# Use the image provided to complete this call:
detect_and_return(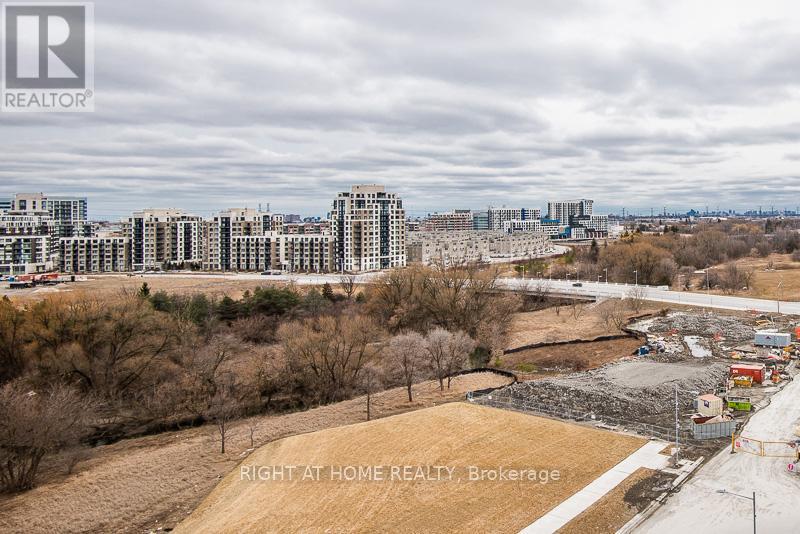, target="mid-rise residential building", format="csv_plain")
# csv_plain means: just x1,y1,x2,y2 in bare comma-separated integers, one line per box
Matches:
229,235,279,272
12,193,90,238
0,235,51,275
571,214,609,236
502,219,542,234
122,209,204,270
421,210,473,232
204,208,283,270
407,230,553,266
471,210,489,230
331,185,405,272
546,199,593,224
0,197,11,213
488,207,540,231
540,219,568,237
279,234,334,273
60,236,131,273
0,213,54,274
